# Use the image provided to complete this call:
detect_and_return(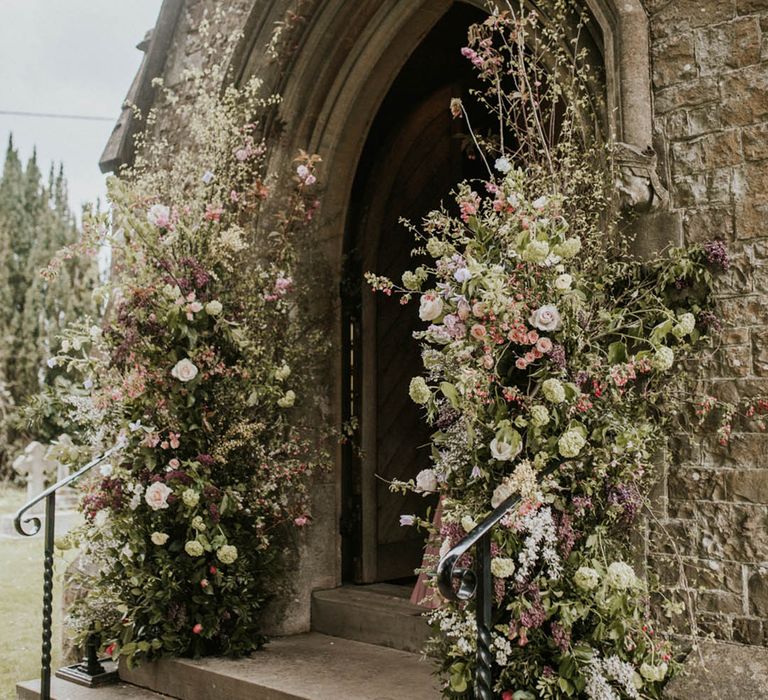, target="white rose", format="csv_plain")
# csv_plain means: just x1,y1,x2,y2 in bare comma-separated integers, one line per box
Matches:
554,273,572,291
460,515,476,533
532,195,549,210
171,358,199,382
494,157,512,174
419,294,444,322
490,436,519,462
529,305,562,331
144,482,172,511
415,468,438,494
277,390,296,408
151,532,169,546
